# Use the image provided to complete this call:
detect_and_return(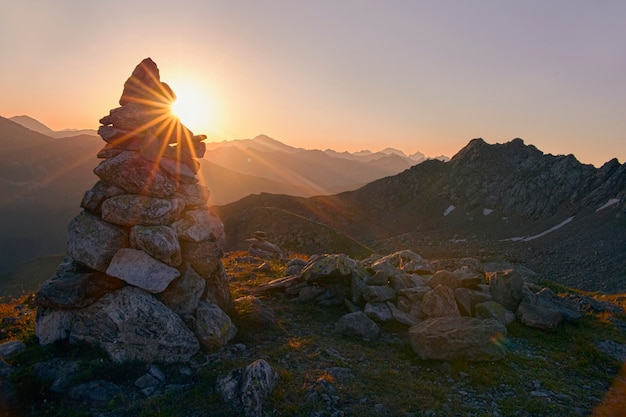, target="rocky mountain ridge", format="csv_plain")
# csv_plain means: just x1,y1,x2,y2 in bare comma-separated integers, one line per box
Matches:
215,138,626,293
